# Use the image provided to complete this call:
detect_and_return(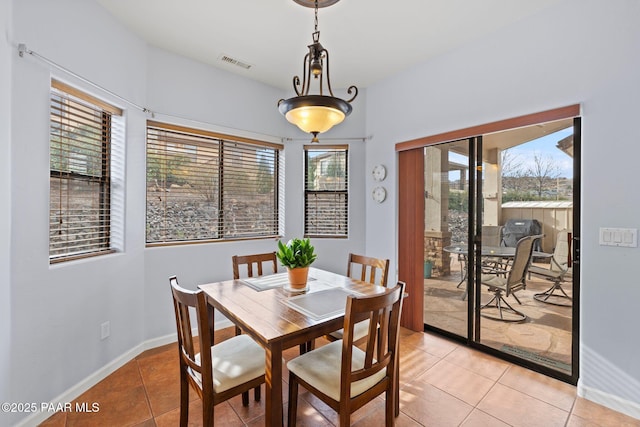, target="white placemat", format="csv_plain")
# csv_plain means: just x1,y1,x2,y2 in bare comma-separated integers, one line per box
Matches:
242,273,316,291
282,287,360,320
